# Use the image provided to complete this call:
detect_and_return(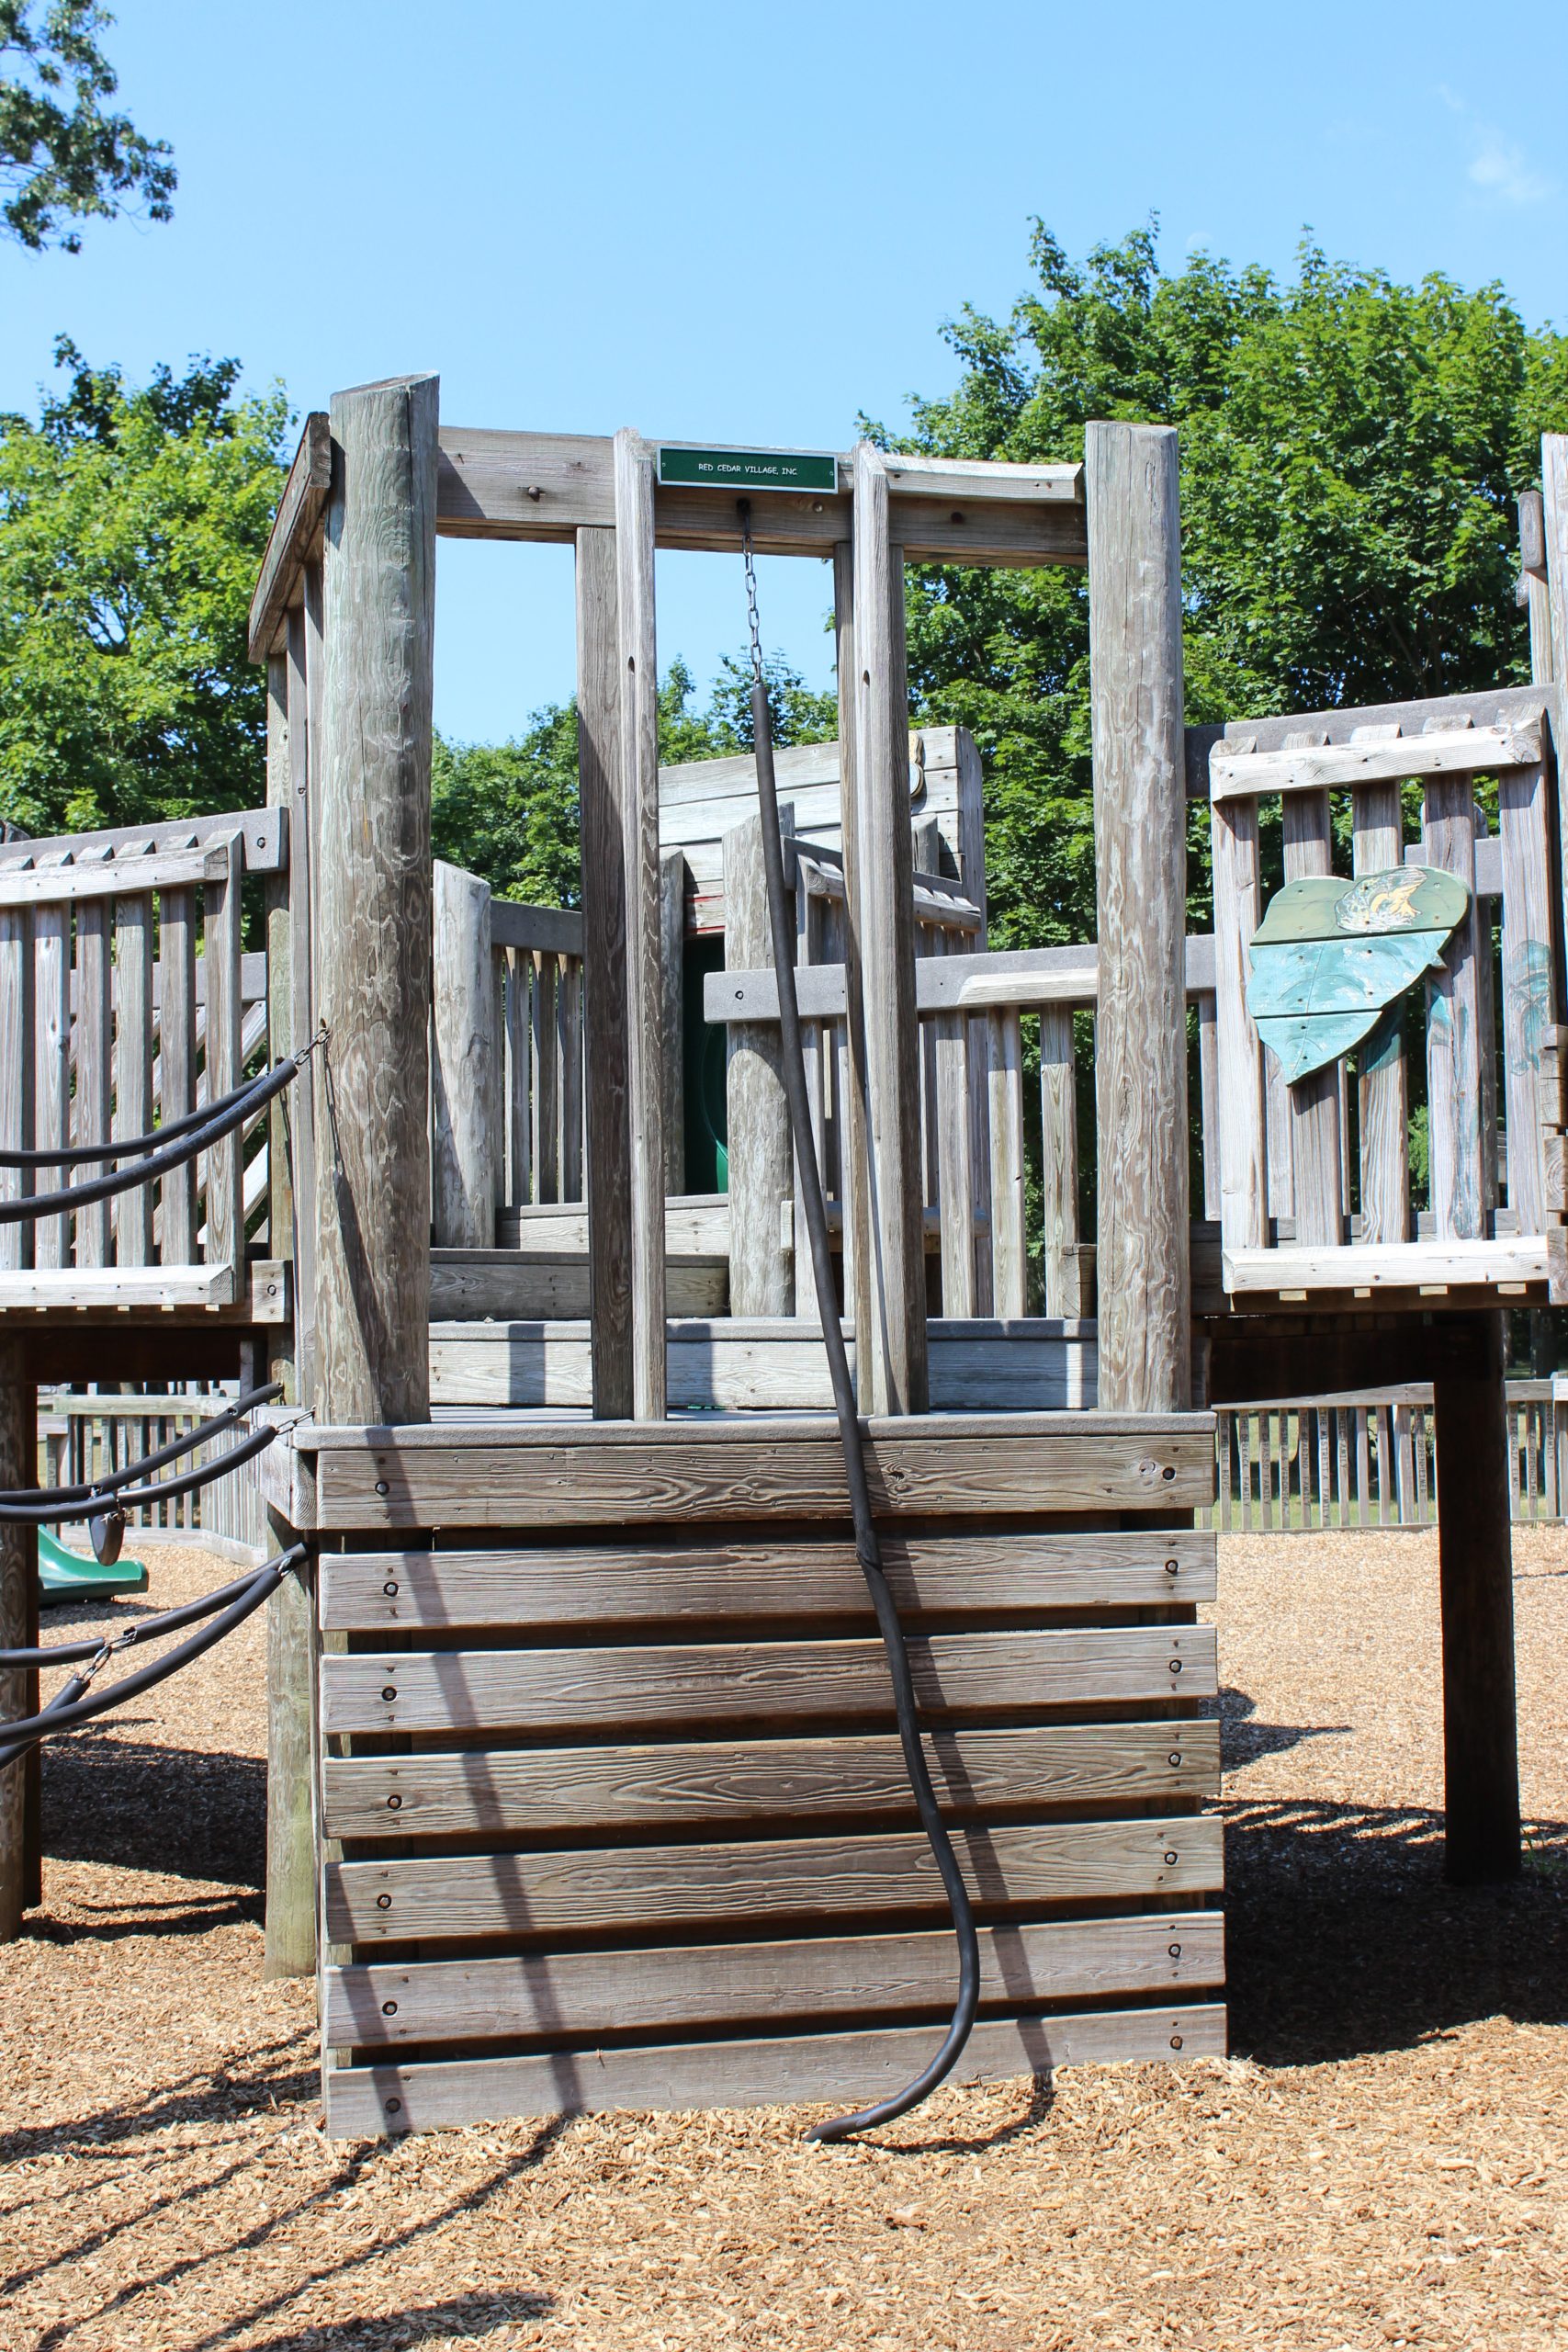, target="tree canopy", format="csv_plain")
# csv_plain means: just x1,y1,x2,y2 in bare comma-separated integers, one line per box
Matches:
0,2,174,251
0,338,287,834
877,223,1568,947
